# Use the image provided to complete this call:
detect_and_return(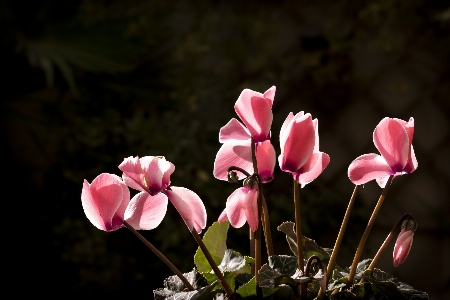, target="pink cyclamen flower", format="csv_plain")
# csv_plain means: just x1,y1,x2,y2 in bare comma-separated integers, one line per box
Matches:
393,228,414,267
218,185,259,232
348,117,417,187
81,173,168,232
278,112,330,187
213,87,276,183
119,156,207,233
